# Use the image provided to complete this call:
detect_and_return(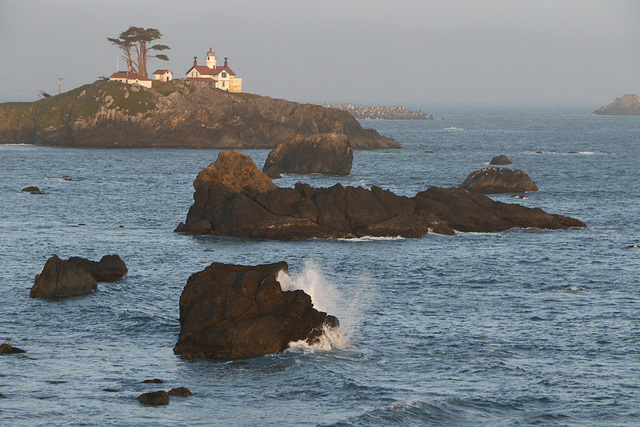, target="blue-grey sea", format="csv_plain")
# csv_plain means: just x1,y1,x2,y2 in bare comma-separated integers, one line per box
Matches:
1,104,639,426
